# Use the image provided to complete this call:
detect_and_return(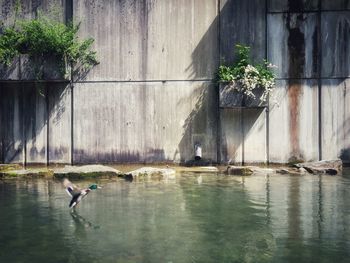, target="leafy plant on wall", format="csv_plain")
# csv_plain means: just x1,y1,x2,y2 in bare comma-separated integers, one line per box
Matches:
218,44,276,103
0,6,98,80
